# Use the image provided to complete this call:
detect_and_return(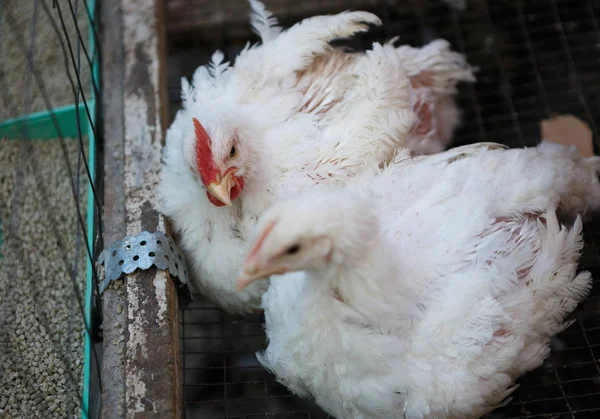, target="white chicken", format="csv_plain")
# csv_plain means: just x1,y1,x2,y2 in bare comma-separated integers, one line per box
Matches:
158,1,475,313
236,141,599,418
